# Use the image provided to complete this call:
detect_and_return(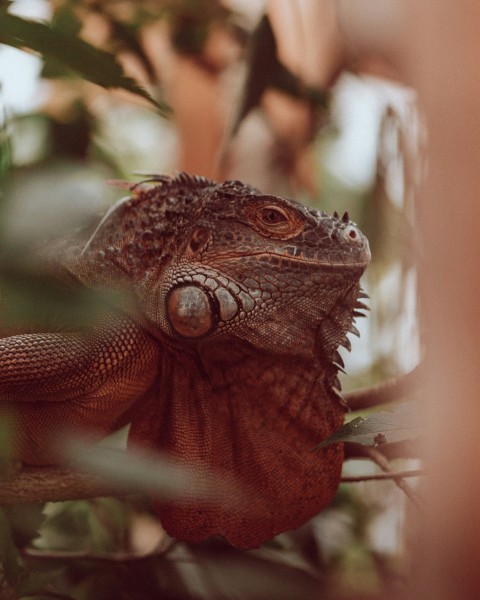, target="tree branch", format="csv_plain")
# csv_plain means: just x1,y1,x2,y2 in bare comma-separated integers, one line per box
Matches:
344,365,421,411
1,460,424,507
22,546,167,563
349,443,423,508
341,468,424,483
0,368,422,509
0,466,122,505
344,439,419,460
